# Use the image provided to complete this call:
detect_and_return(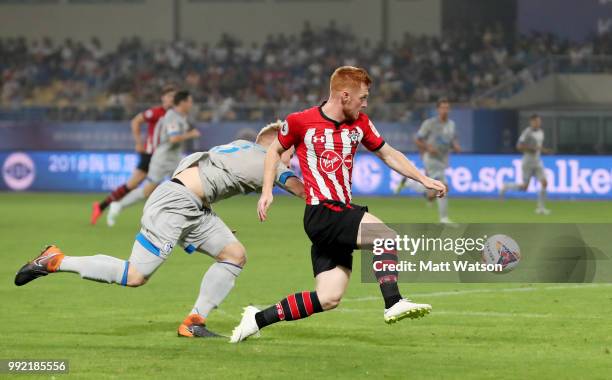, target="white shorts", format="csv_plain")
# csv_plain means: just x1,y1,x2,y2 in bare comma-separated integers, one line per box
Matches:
129,181,237,277
522,162,546,184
